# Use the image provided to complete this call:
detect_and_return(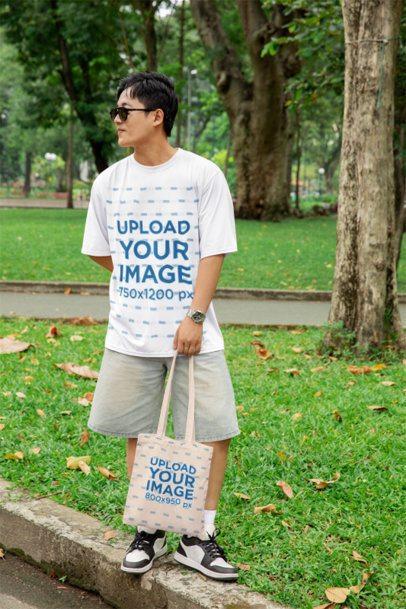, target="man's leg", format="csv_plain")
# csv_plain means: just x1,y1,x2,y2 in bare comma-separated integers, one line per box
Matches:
201,438,231,509
126,438,137,479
